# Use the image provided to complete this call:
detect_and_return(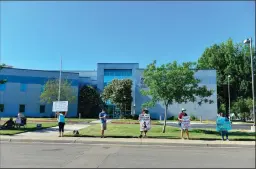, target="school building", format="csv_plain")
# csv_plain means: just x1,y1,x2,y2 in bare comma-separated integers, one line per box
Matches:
0,63,217,120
